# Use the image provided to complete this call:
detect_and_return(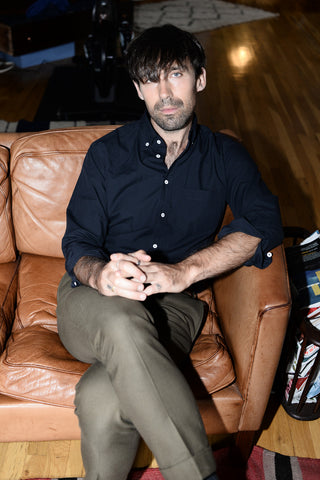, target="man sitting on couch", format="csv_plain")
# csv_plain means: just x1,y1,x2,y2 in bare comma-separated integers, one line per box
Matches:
57,24,283,480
